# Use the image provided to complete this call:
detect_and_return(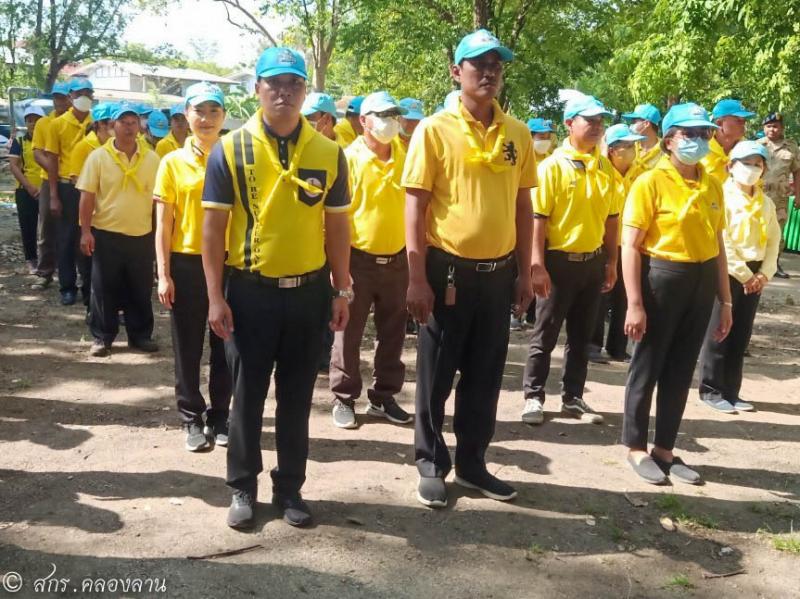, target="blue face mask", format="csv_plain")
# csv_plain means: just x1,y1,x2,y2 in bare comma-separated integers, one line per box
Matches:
674,137,710,165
